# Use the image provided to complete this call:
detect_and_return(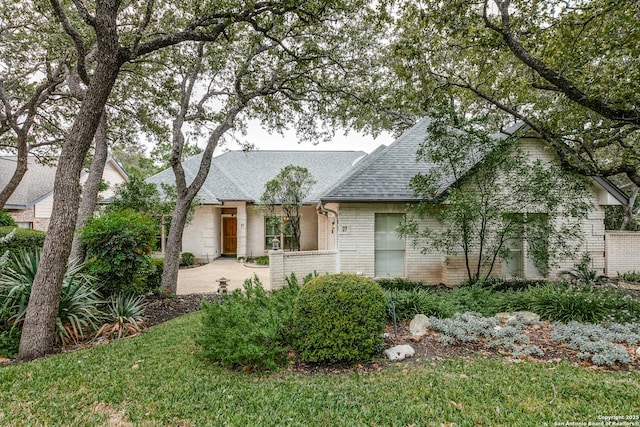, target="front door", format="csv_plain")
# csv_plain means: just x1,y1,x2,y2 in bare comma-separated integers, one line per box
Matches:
222,217,237,255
